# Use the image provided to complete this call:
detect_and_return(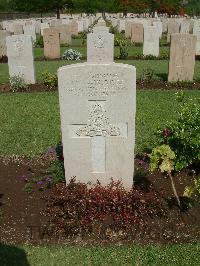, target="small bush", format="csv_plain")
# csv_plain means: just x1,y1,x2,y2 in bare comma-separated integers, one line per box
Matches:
44,179,165,236
62,49,82,60
35,35,44,47
140,68,155,81
9,75,27,92
109,25,119,34
116,39,129,59
41,71,58,89
184,177,200,200
157,92,200,171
